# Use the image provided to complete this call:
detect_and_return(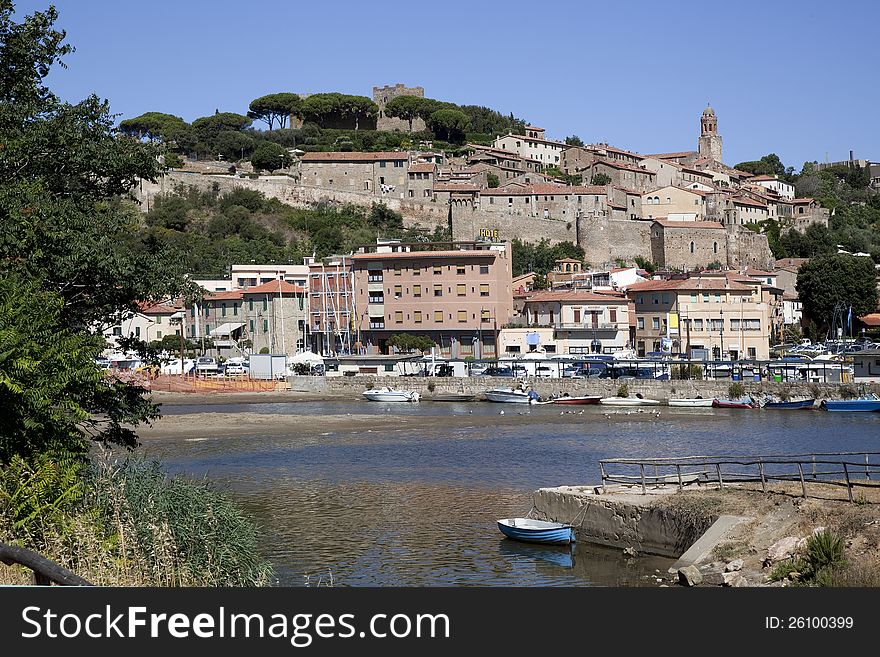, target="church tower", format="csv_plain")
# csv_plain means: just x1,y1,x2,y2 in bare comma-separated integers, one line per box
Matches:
698,105,723,163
